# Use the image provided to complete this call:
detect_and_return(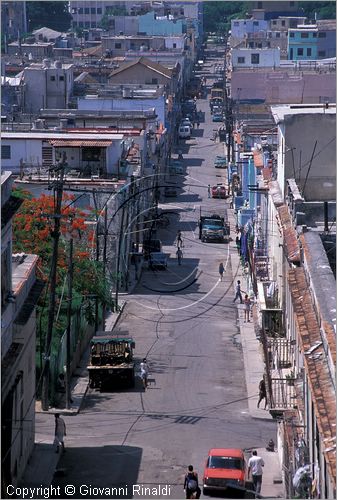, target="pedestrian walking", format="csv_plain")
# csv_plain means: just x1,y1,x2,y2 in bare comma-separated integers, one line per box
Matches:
235,234,241,254
140,358,149,390
243,294,251,322
207,184,211,198
257,378,267,409
218,262,224,281
184,465,201,499
233,280,243,303
176,230,183,248
248,450,265,497
197,120,200,128
176,247,183,265
54,414,66,453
